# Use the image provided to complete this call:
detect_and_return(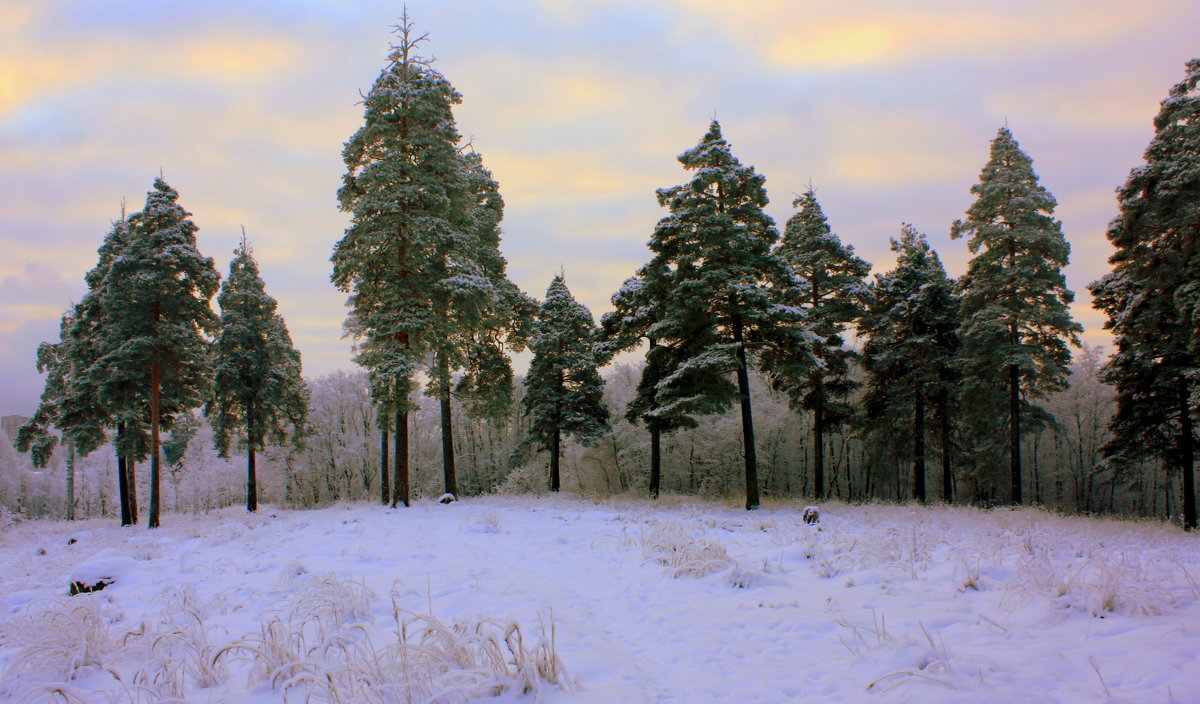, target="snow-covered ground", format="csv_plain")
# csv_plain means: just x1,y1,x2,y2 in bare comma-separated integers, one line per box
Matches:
1,496,1198,703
